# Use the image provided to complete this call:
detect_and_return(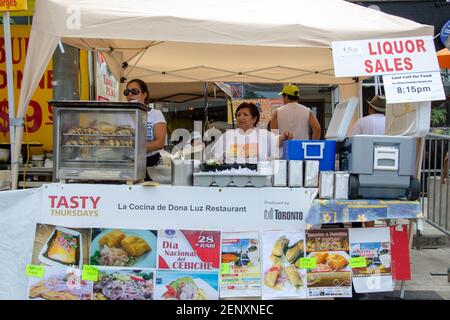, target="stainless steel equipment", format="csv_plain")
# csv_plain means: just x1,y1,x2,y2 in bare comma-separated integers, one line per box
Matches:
51,101,148,182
